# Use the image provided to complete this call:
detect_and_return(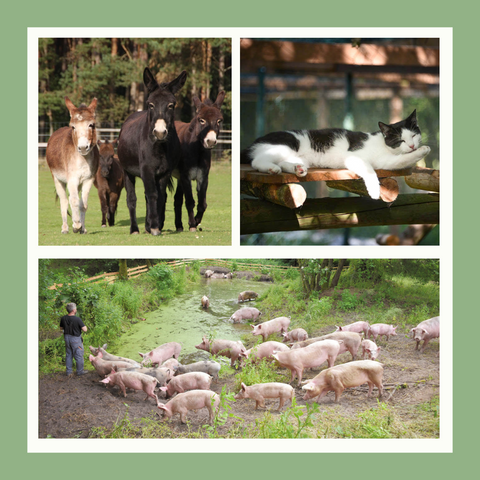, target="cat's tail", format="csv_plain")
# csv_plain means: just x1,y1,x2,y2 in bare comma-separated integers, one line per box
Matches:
240,147,252,165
